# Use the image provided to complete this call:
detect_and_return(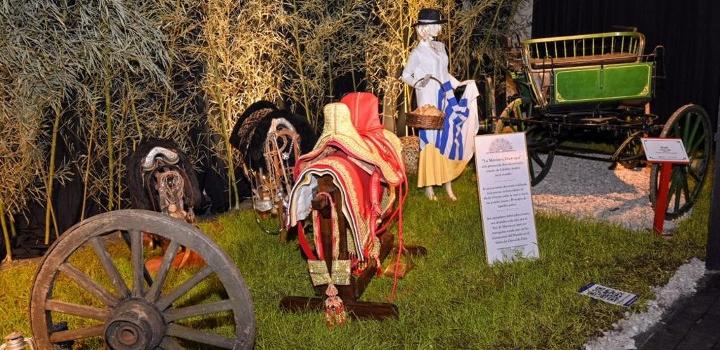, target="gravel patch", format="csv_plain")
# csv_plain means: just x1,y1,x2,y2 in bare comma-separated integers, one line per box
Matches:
583,258,706,350
530,155,686,232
